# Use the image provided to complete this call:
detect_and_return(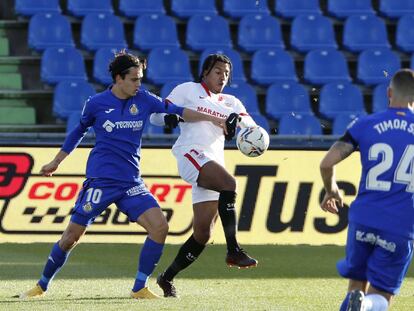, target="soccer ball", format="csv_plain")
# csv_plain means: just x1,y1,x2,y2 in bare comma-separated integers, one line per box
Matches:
236,126,269,157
